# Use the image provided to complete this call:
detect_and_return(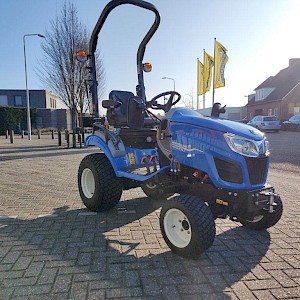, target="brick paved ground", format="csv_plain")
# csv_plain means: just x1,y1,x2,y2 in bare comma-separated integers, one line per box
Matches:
0,131,300,299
